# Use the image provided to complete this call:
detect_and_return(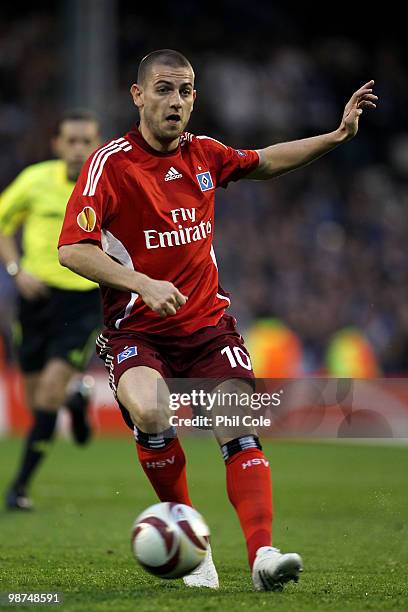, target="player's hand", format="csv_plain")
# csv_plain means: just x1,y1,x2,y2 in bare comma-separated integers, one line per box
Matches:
338,80,378,141
138,277,188,318
15,270,50,300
